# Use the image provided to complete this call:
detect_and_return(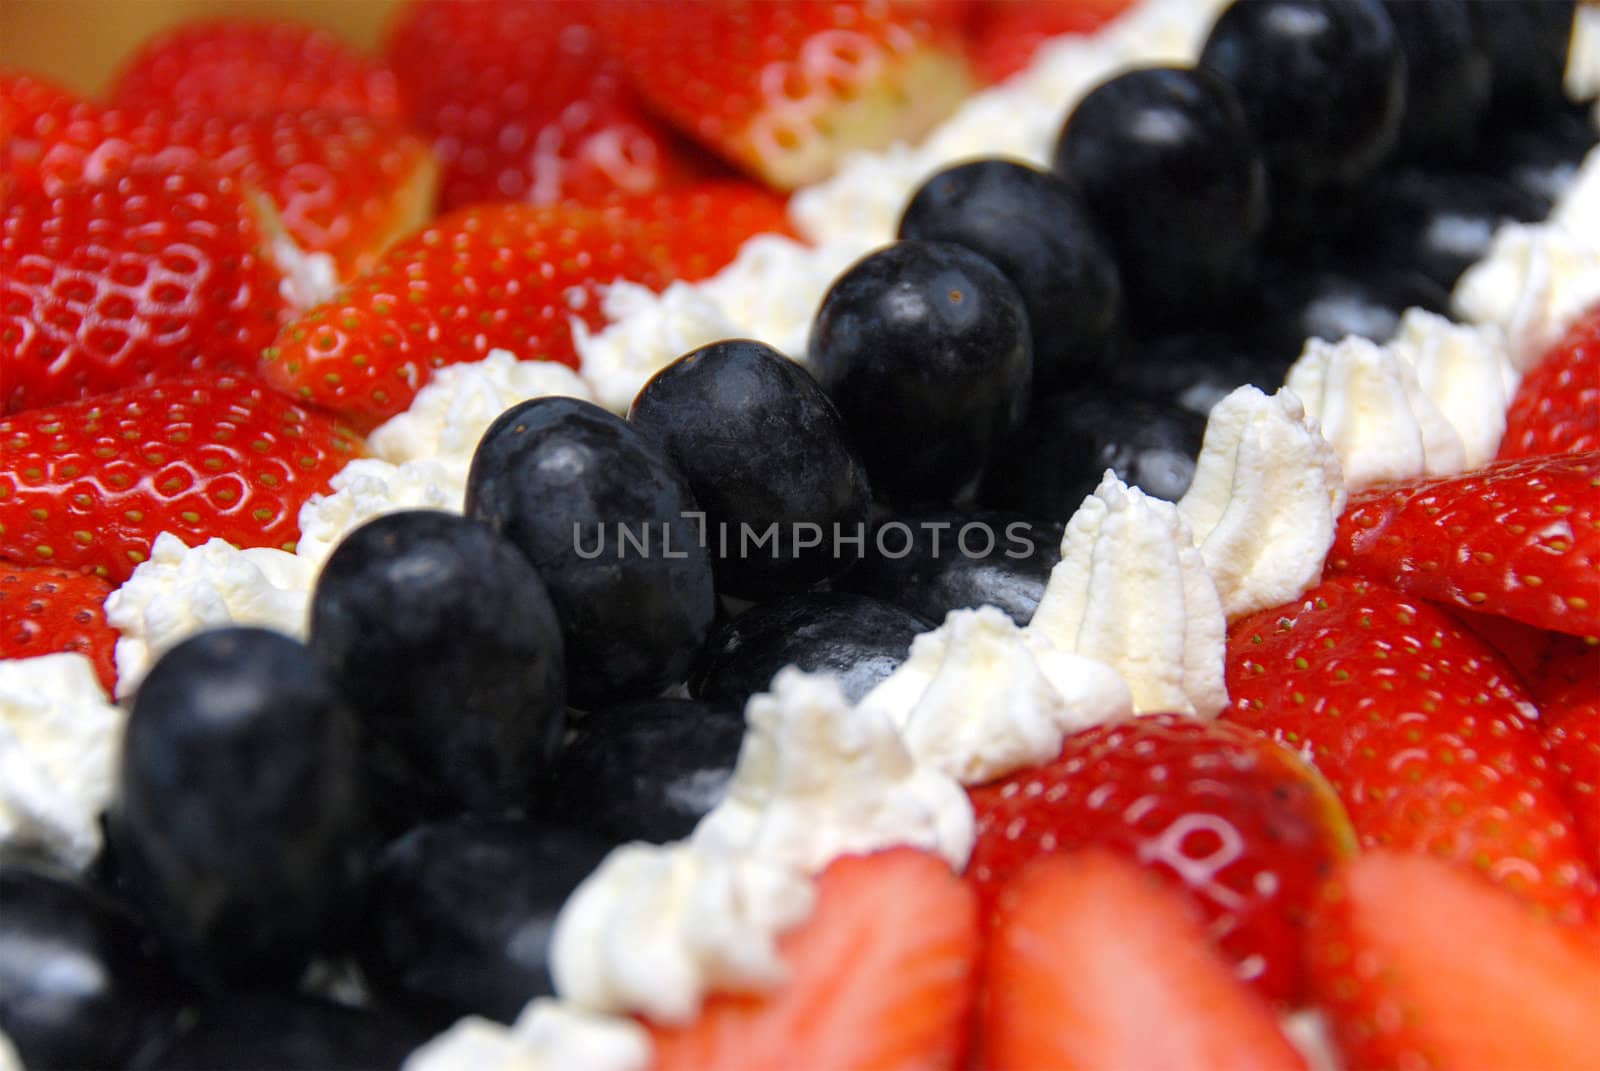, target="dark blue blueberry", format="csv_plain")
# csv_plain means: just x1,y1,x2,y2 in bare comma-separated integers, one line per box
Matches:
357,817,610,1025
1052,66,1266,316
835,509,1061,627
140,994,428,1071
309,510,566,830
1110,332,1295,419
979,390,1206,522
466,397,717,708
898,159,1123,389
808,240,1033,506
1200,0,1406,229
1243,256,1453,356
0,859,177,1070
105,627,368,984
688,592,932,707
1382,0,1491,163
1468,0,1577,116
547,698,745,845
1479,103,1599,214
629,339,872,598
